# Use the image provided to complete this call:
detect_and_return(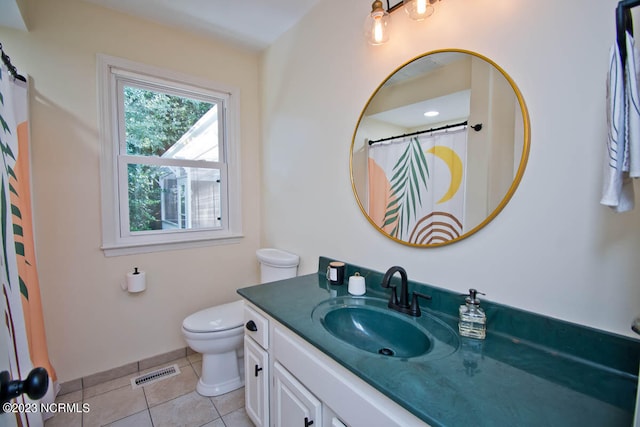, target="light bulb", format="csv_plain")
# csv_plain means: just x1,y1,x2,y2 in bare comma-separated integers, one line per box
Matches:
417,0,427,15
365,0,390,45
403,0,435,21
373,15,385,43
